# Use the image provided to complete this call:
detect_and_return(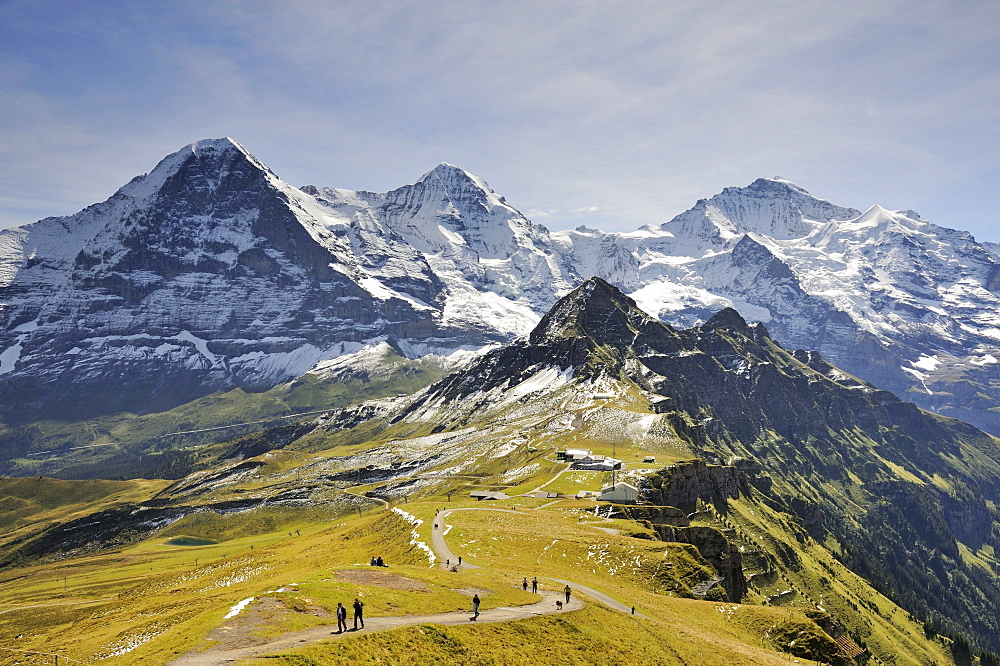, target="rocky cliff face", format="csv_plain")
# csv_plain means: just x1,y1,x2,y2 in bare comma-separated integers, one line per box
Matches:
653,524,747,603
644,459,745,509
0,142,555,419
